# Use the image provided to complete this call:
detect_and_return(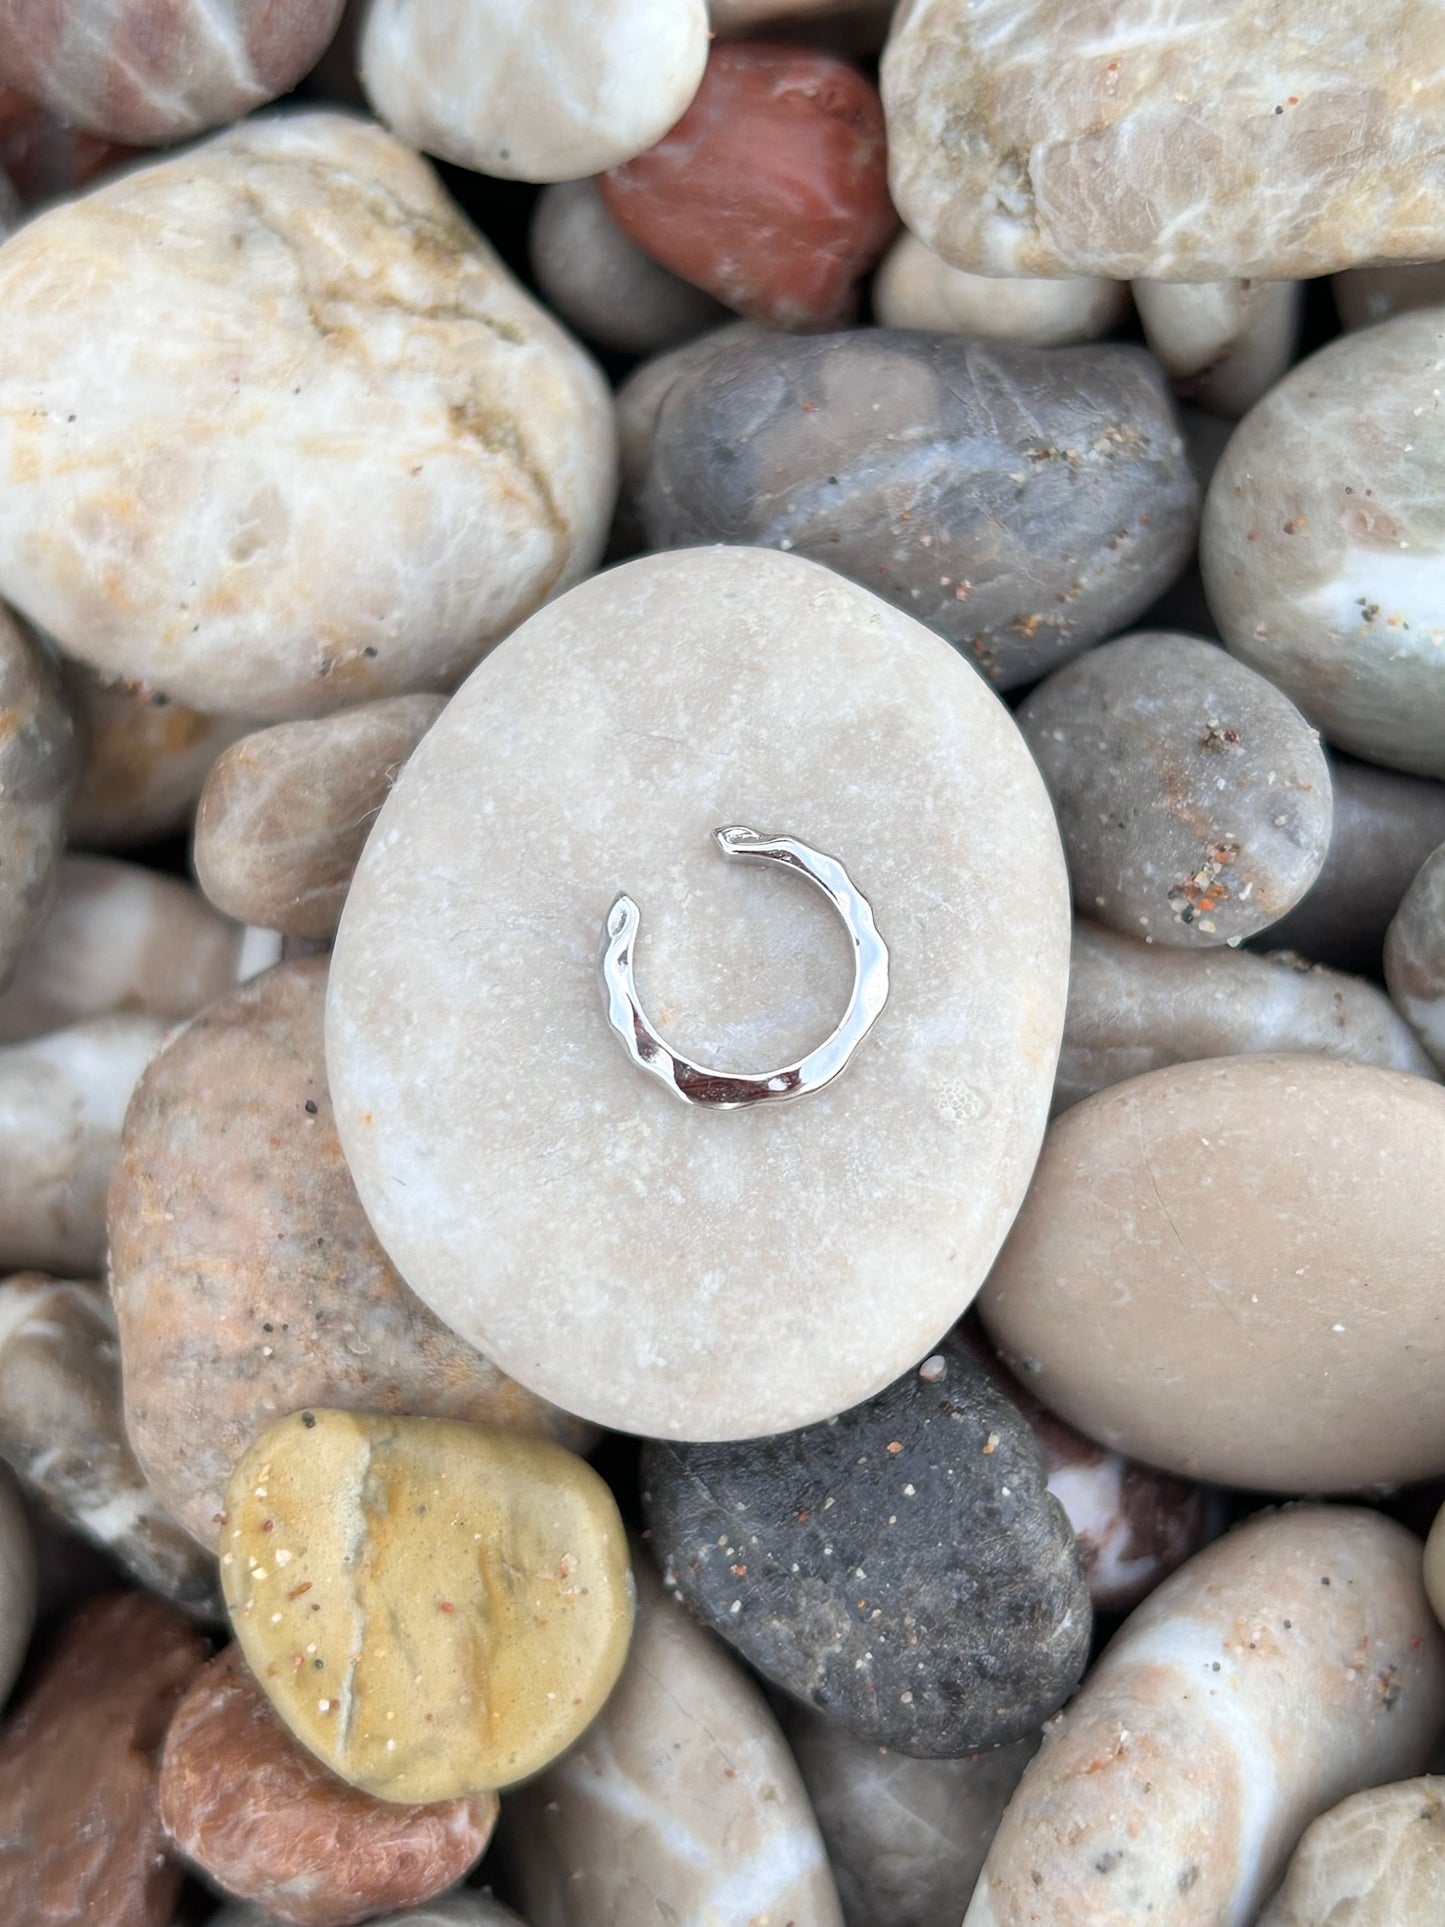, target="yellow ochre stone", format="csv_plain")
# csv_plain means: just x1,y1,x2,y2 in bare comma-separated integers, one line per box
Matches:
221,1410,634,1804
